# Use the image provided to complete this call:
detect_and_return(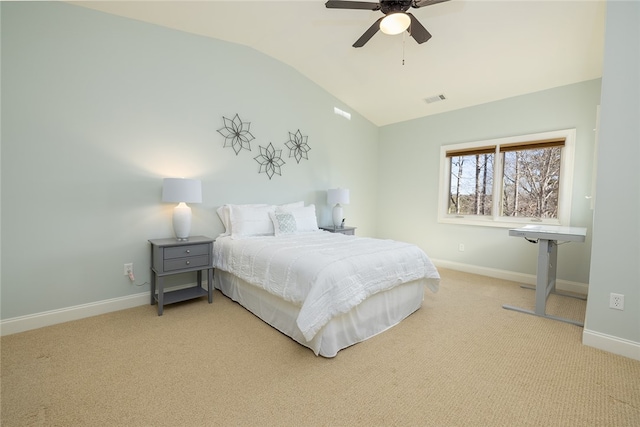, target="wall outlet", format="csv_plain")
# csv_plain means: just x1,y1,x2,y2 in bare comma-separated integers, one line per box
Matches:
609,293,624,310
458,243,465,252
124,263,133,276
